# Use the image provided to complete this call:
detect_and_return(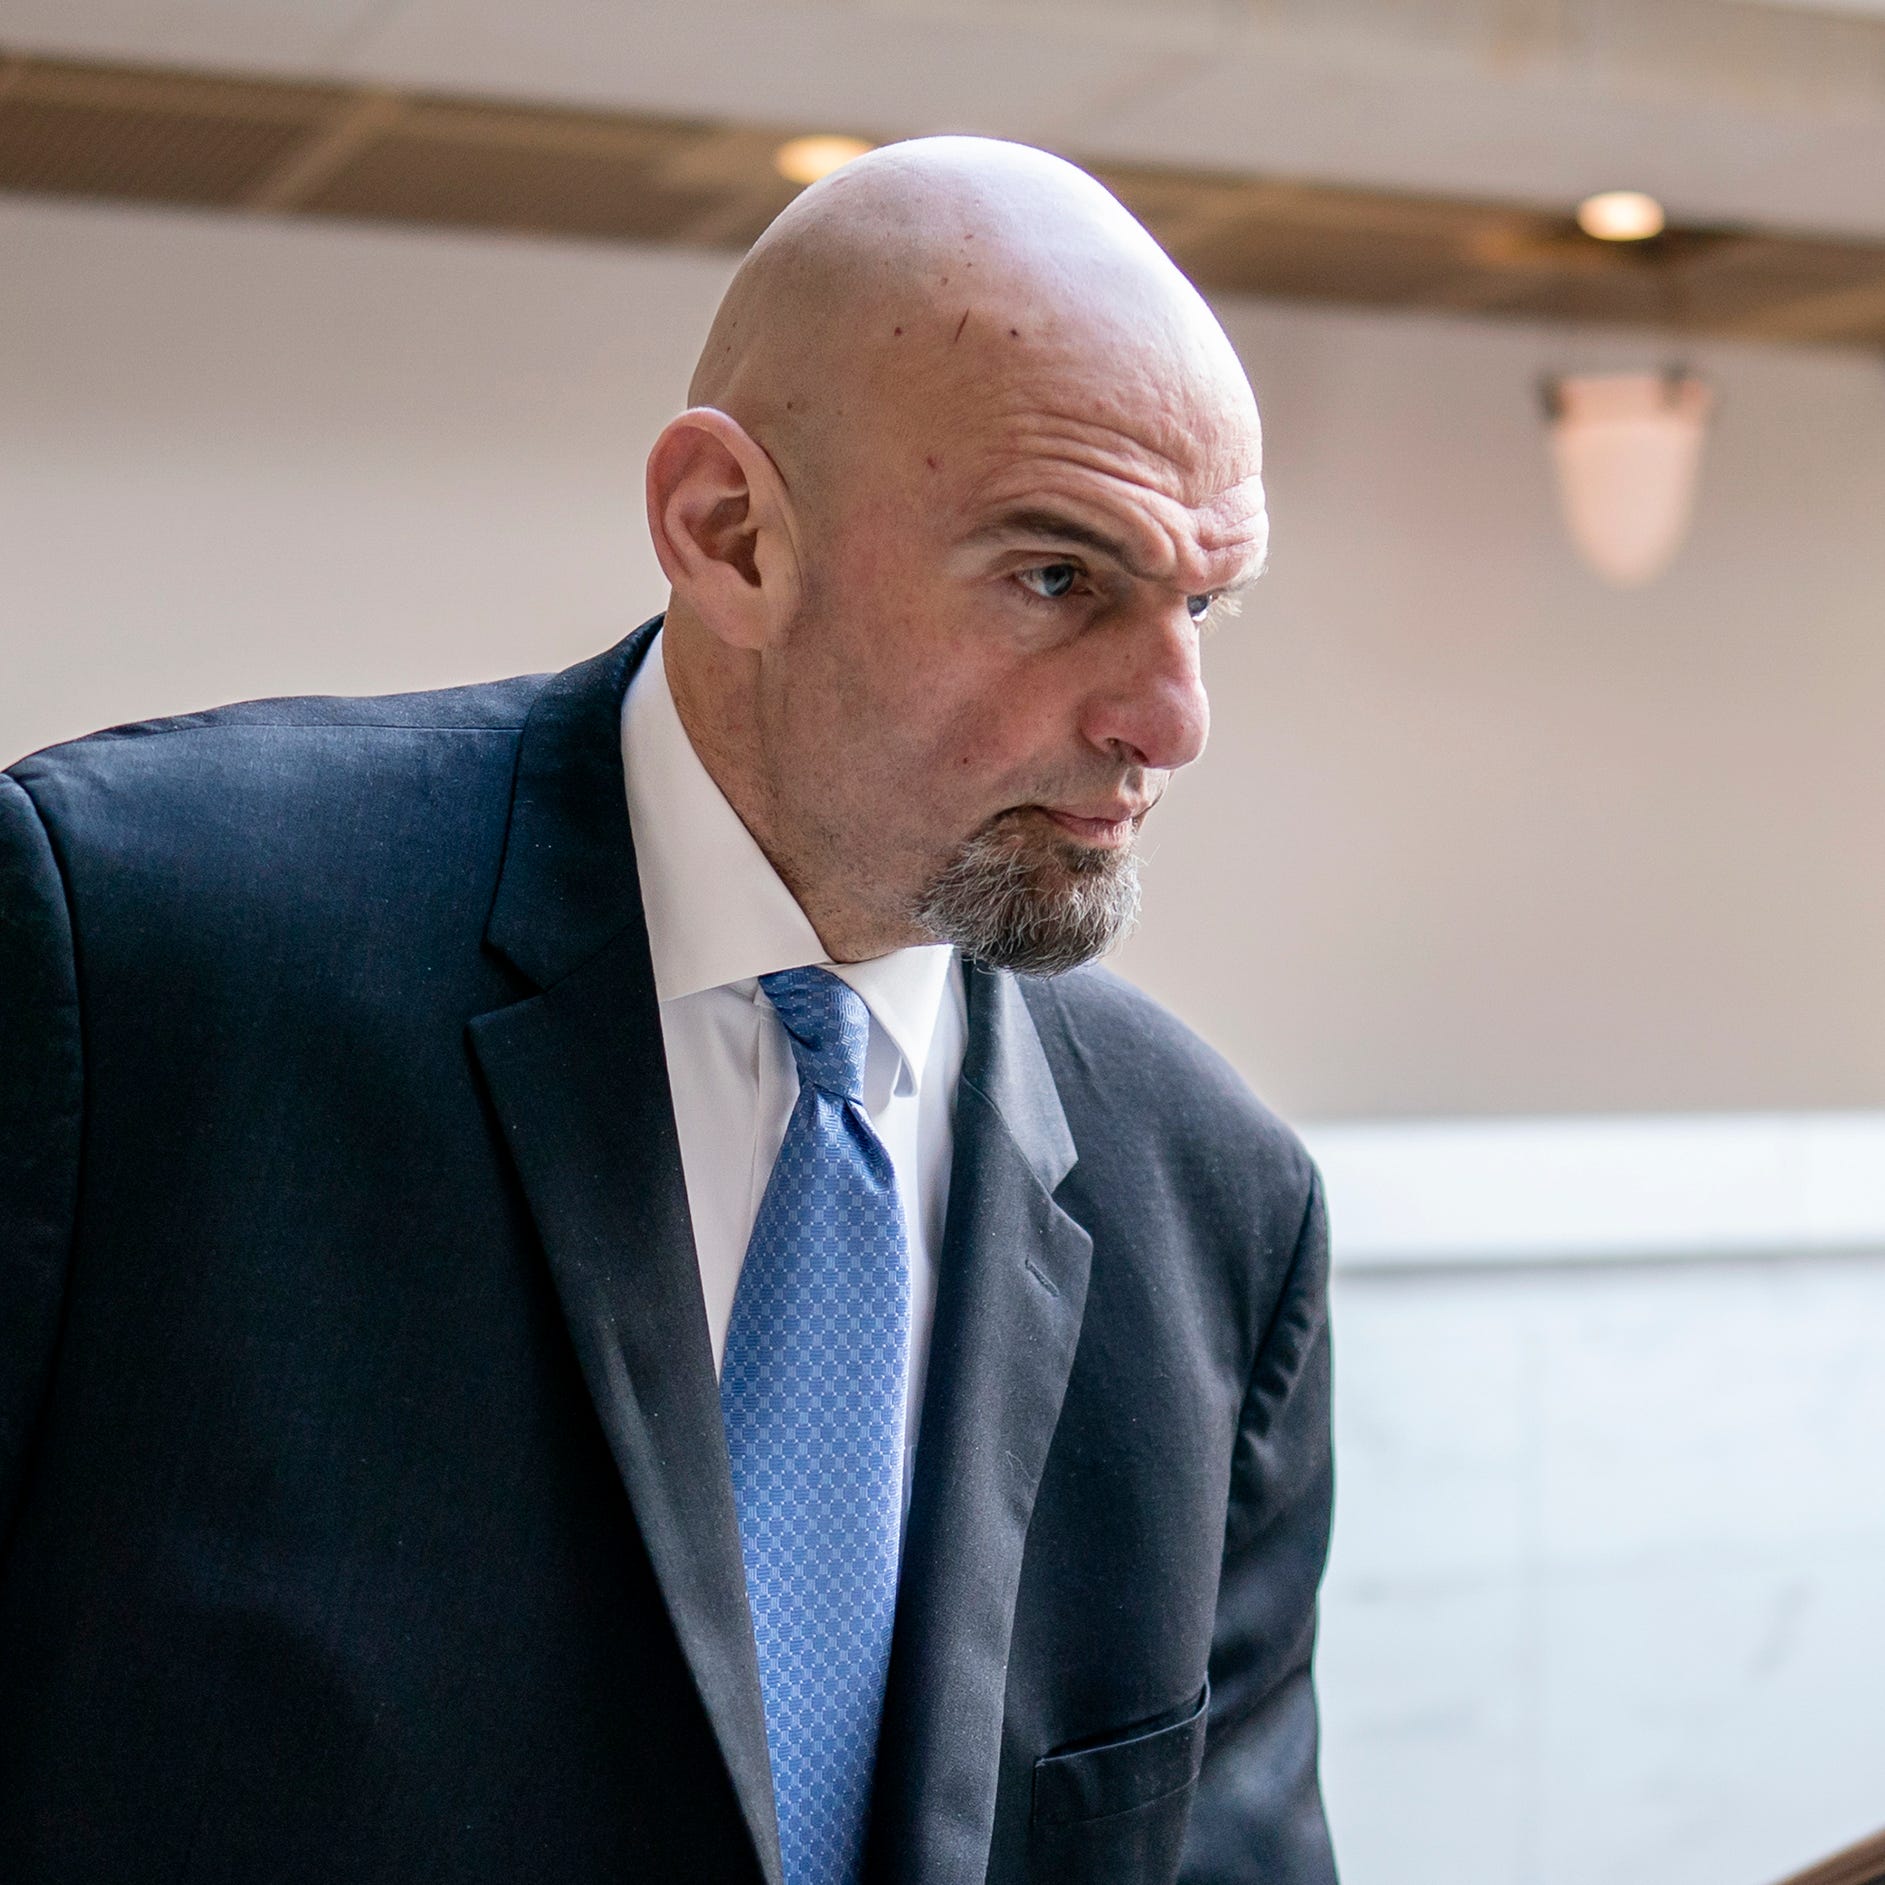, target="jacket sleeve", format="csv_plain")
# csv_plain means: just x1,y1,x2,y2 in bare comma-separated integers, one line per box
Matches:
1180,1165,1339,1884
0,770,82,1552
